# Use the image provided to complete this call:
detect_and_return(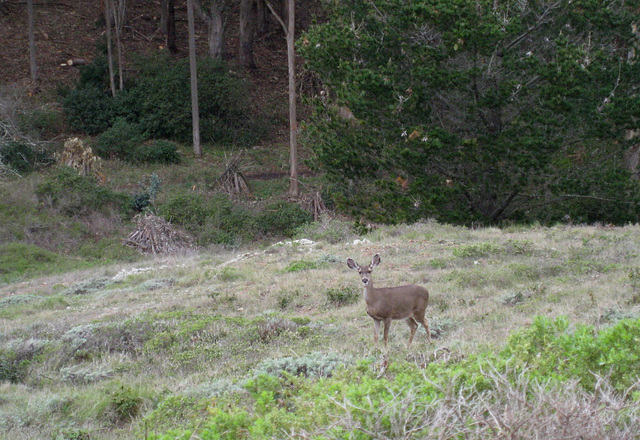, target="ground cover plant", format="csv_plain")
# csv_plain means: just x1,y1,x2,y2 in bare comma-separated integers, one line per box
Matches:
1,221,640,439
